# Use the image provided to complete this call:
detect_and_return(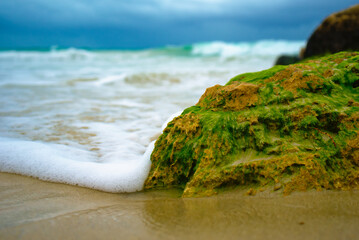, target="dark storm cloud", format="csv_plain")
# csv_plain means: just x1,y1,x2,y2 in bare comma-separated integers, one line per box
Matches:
0,0,358,48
